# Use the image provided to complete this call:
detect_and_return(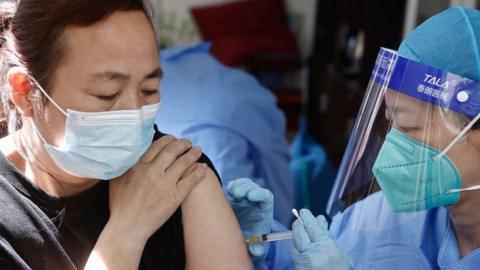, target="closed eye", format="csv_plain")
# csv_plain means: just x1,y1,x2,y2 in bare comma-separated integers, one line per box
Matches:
142,89,159,96
398,126,420,133
96,93,119,101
